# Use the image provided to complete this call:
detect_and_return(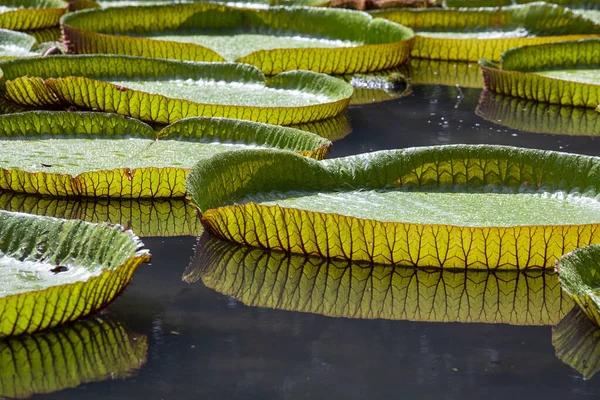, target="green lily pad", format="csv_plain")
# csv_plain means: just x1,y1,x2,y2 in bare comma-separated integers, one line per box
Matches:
557,244,600,327
0,210,150,337
187,145,600,269
291,113,352,141
477,90,600,136
0,111,330,198
185,234,573,324
0,29,36,58
0,55,353,125
0,192,203,237
481,39,600,110
553,307,600,380
0,0,66,31
0,317,147,398
370,2,600,62
61,3,414,74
